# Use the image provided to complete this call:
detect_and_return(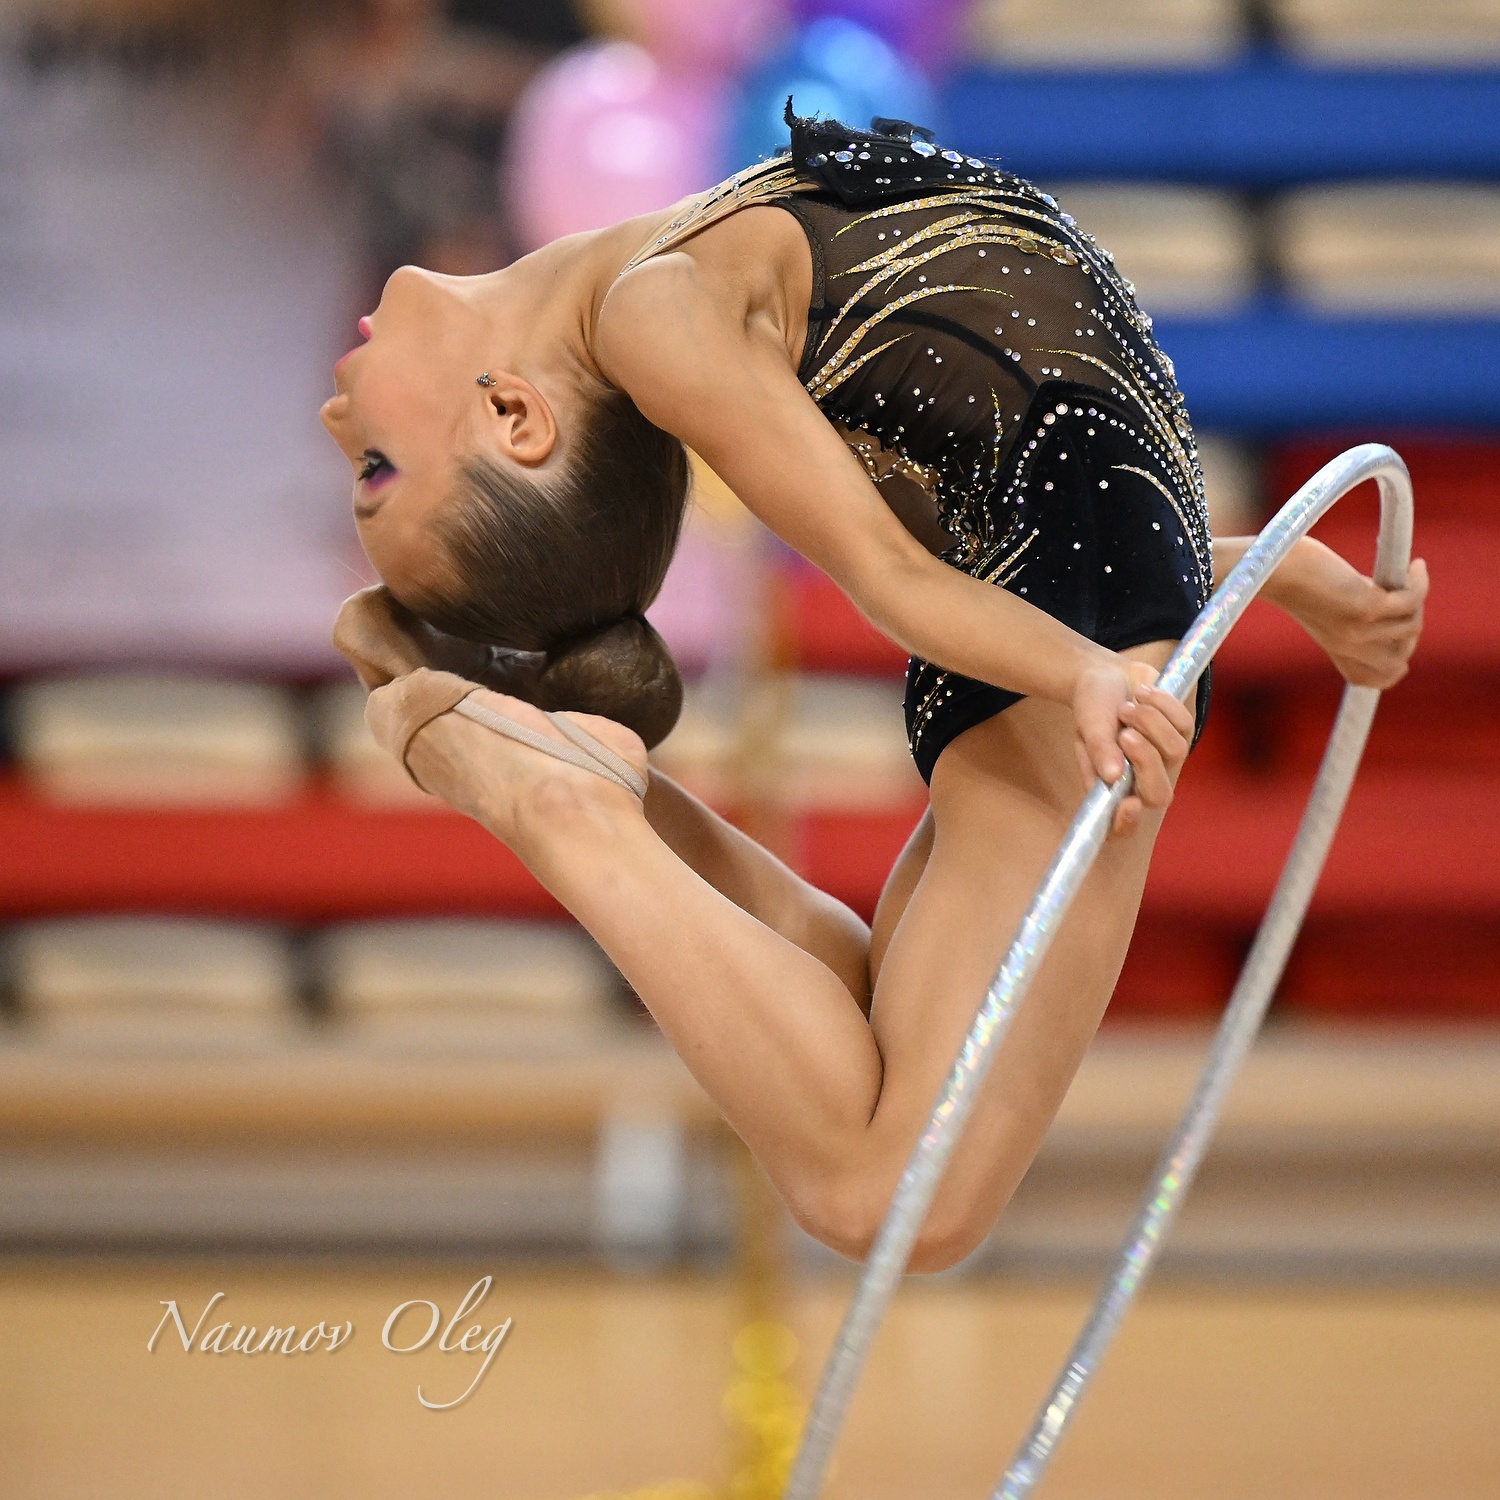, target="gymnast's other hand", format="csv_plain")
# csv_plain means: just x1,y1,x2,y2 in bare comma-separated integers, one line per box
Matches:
1271,539,1428,690
1072,659,1195,839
